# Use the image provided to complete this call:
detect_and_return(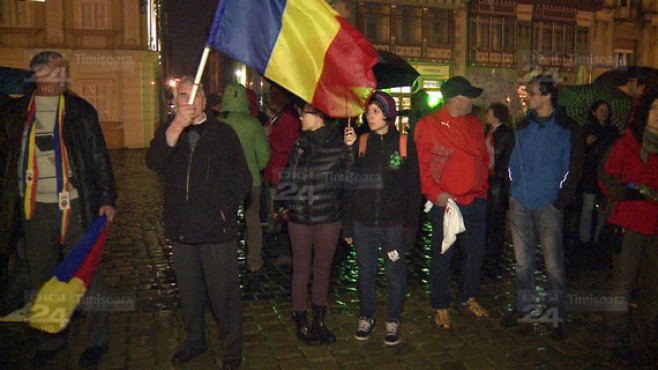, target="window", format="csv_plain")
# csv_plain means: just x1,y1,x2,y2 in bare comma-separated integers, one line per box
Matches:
470,15,516,52
427,8,452,47
80,82,111,121
362,3,389,44
0,0,28,27
534,22,575,56
76,0,109,30
395,6,422,46
615,49,633,67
